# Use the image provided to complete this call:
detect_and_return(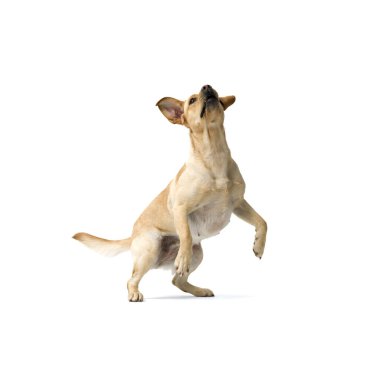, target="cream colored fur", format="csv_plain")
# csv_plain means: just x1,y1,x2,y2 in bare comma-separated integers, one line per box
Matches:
73,85,267,302
73,233,131,257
